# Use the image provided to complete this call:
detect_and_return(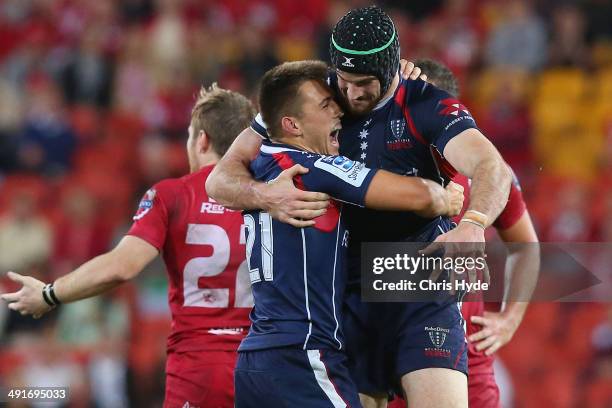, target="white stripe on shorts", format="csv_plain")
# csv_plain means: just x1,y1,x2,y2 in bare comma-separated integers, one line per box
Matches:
306,350,347,408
